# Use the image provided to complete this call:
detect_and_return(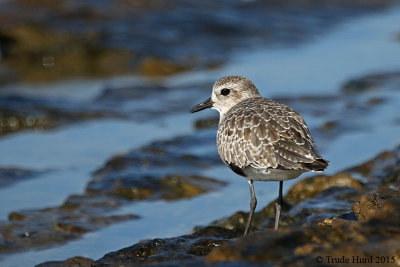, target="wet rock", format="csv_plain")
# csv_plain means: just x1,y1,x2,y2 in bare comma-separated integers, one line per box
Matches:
0,110,54,136
206,189,400,266
344,145,400,188
352,187,400,221
285,173,365,205
193,117,219,130
94,81,212,121
283,186,362,226
1,179,140,255
0,24,134,81
36,256,95,267
205,146,400,235
94,226,241,266
0,195,138,255
89,187,400,267
0,130,226,257
0,95,106,136
205,150,400,265
207,205,400,265
0,0,395,80
210,173,364,232
213,146,399,233
342,71,400,94
320,120,339,132
36,145,400,266
88,131,224,201
0,167,43,188
139,57,192,77
88,174,226,201
0,80,210,136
